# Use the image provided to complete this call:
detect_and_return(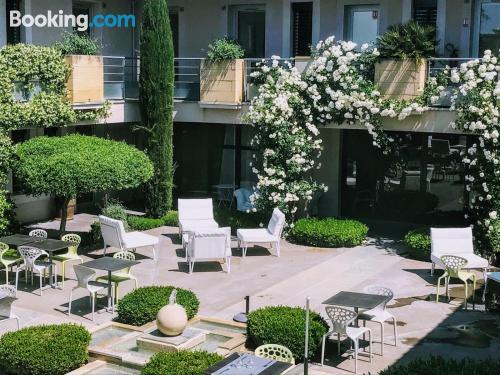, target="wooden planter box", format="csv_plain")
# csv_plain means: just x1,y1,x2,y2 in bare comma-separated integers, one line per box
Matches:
200,59,244,104
374,59,427,100
65,55,104,104
56,198,76,221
